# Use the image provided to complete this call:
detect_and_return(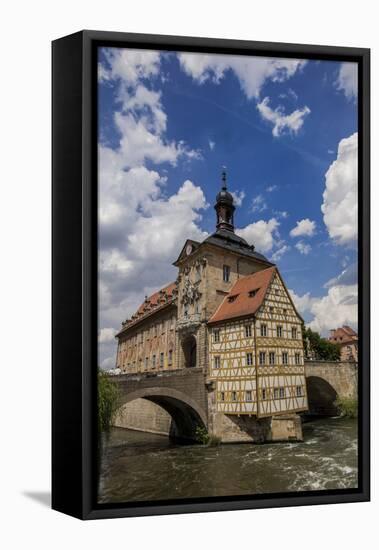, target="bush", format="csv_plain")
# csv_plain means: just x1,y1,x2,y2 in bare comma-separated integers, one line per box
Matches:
195,426,209,444
334,397,358,418
98,369,120,433
195,426,221,446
